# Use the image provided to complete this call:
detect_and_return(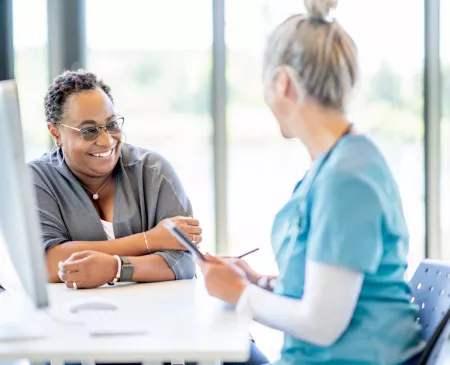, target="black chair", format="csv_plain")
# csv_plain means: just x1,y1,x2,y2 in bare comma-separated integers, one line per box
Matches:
409,259,450,364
